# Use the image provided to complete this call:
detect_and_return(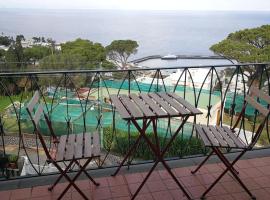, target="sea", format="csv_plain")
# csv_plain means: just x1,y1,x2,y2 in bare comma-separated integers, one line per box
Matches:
0,9,270,67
